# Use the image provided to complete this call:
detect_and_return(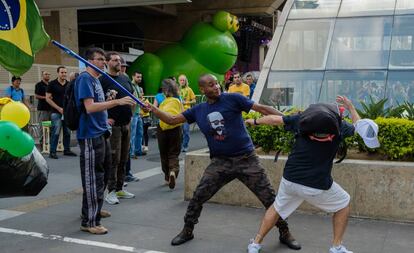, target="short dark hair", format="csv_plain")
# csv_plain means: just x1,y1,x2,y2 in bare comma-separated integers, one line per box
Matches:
11,76,21,82
84,47,105,61
133,71,142,76
105,51,119,61
57,66,66,73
